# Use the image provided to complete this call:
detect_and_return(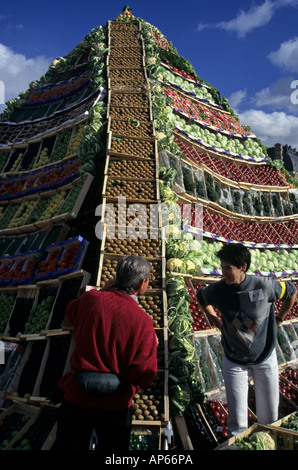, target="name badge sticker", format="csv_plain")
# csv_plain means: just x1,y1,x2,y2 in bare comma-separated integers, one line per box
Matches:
249,289,265,303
